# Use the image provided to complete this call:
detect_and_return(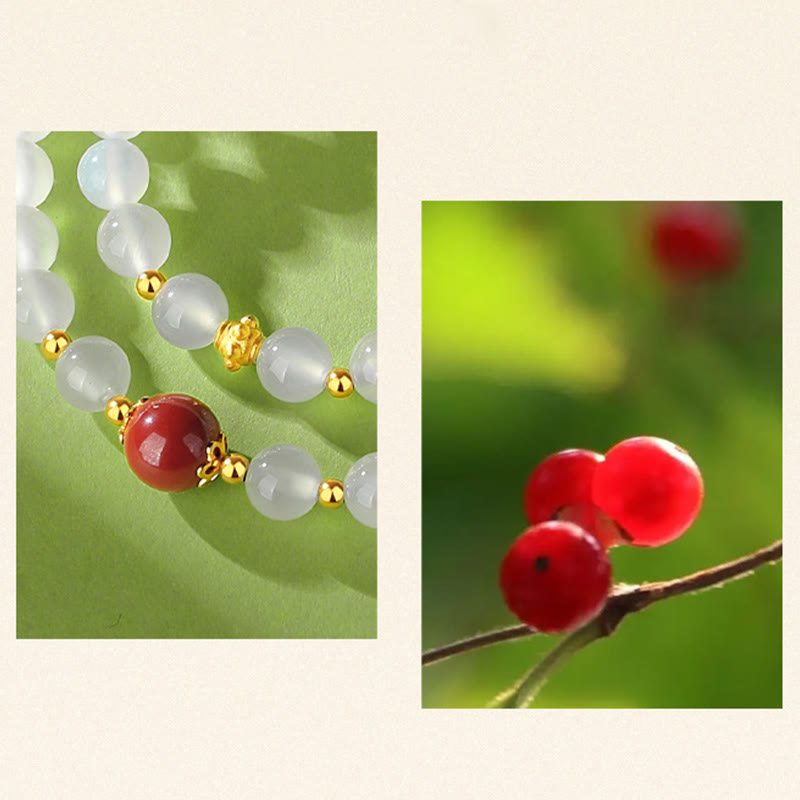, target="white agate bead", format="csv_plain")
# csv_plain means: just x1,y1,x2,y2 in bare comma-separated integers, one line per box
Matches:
349,330,377,404
93,131,142,139
151,273,228,349
16,140,54,207
245,444,322,521
17,206,59,272
55,336,131,412
77,139,149,210
18,131,50,142
16,271,75,342
344,453,377,528
256,327,332,403
97,203,171,277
